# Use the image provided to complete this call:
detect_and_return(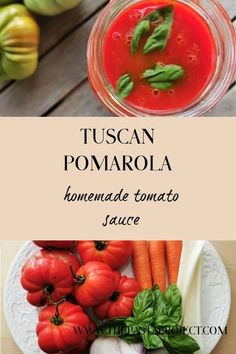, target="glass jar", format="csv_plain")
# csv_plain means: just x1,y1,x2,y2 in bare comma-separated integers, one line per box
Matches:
87,0,236,117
